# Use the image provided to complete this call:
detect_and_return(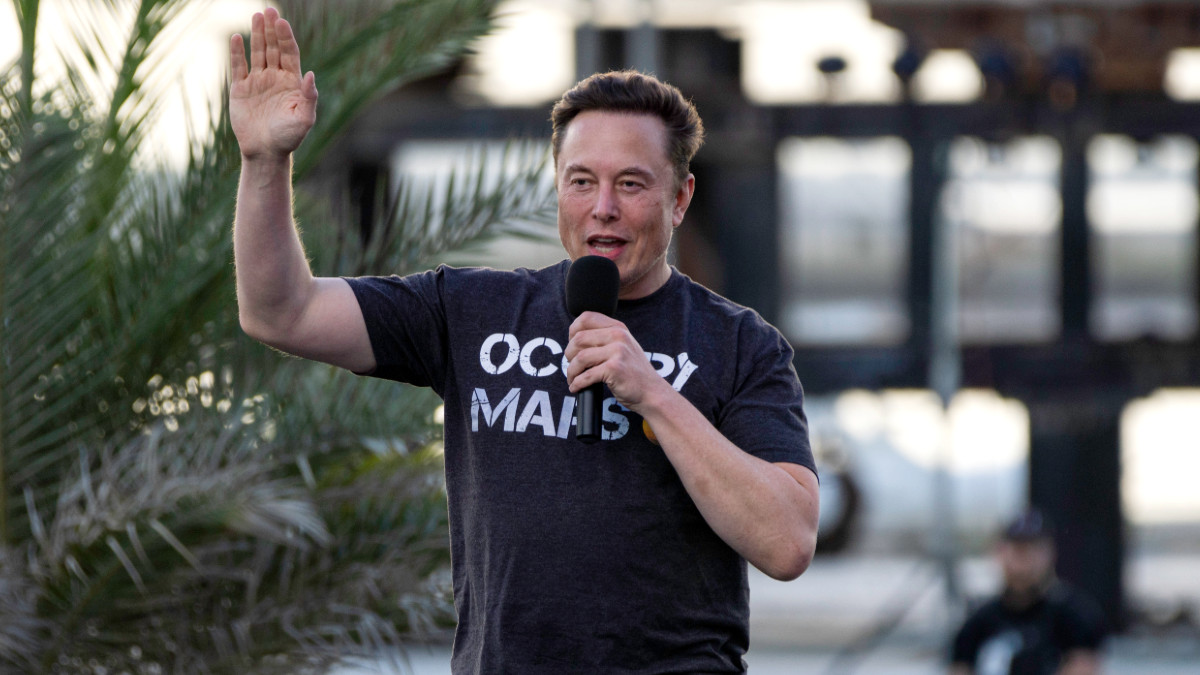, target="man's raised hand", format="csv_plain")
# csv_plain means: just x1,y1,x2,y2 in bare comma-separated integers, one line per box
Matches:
229,7,317,160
